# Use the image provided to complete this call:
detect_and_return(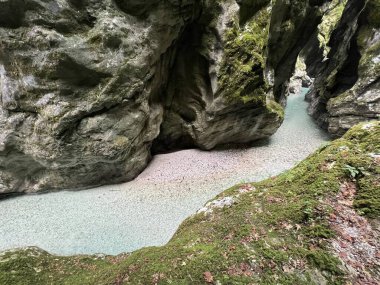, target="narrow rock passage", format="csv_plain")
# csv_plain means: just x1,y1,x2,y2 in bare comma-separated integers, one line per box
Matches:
0,88,330,256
